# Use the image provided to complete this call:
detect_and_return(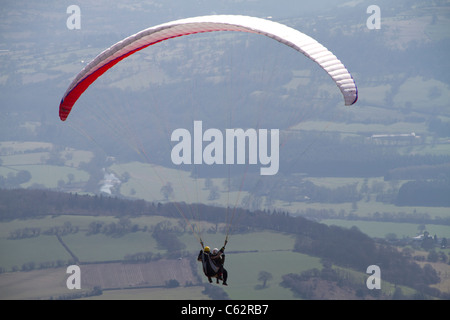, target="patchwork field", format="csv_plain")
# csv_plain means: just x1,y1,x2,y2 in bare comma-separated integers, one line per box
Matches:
1,138,449,300
0,212,323,300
